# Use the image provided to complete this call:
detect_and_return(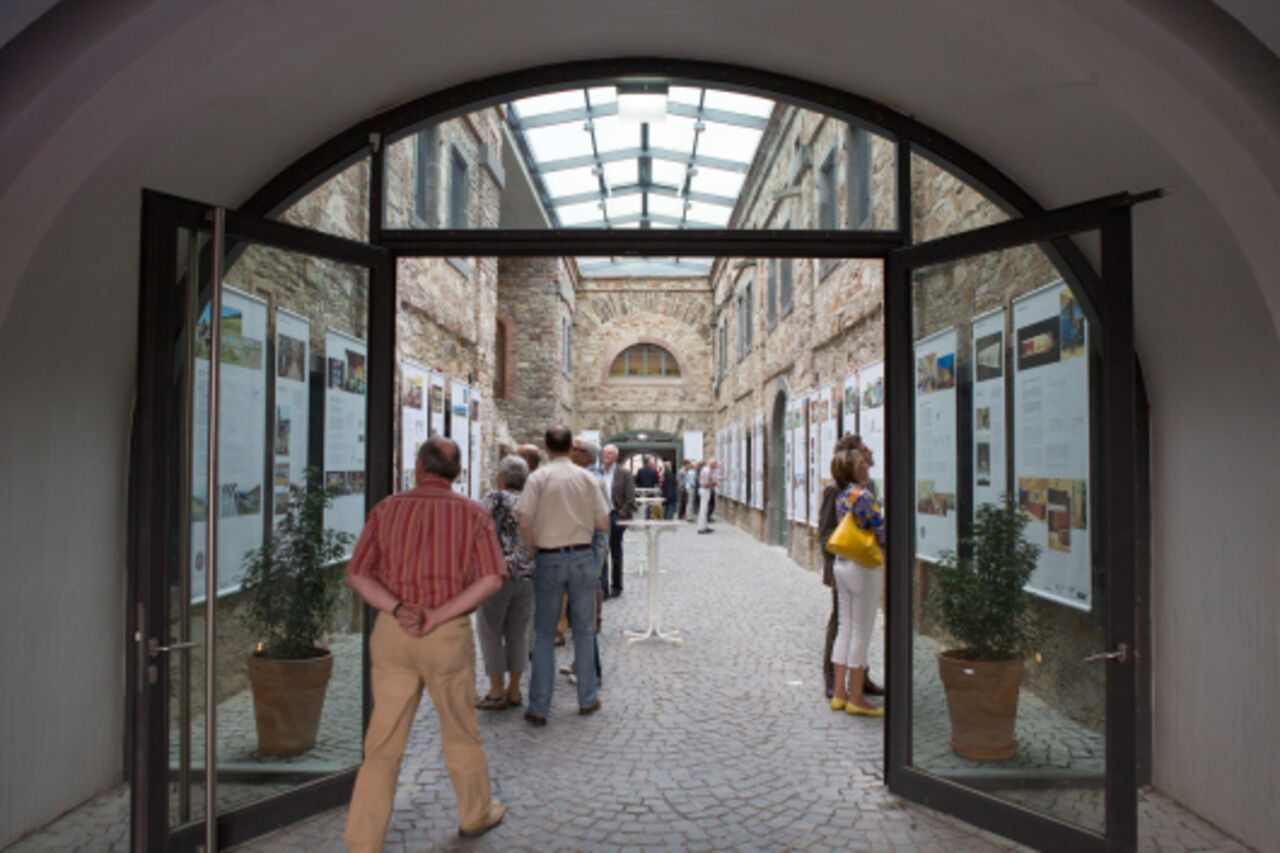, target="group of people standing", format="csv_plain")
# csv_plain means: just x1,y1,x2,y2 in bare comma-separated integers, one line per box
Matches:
337,427,884,849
